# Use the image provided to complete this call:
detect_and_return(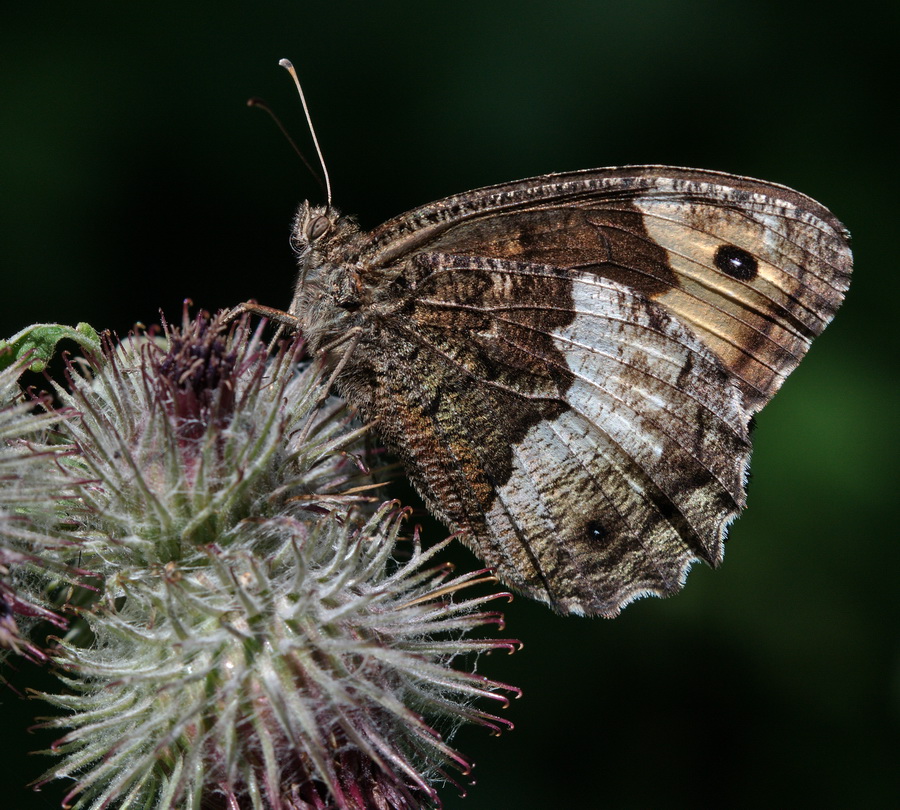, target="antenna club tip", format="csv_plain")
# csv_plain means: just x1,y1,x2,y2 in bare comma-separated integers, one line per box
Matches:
273,58,332,207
